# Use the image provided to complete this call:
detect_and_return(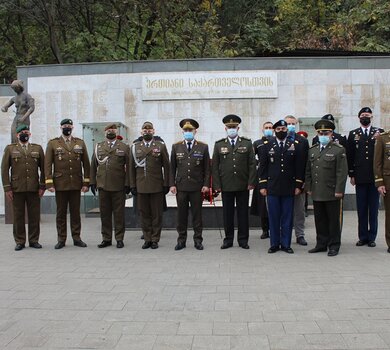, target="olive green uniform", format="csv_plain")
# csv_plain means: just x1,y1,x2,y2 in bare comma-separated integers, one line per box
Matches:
305,142,348,251
129,139,170,243
1,143,45,245
212,137,257,245
169,140,210,244
45,136,90,242
90,140,130,242
373,131,390,248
